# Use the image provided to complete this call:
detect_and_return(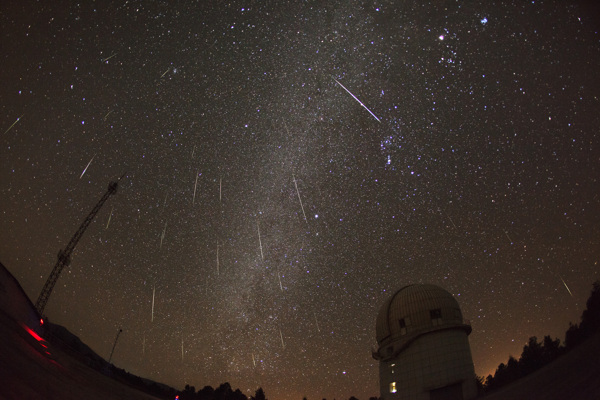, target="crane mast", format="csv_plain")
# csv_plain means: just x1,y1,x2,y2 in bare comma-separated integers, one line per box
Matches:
35,176,122,316
108,328,123,364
